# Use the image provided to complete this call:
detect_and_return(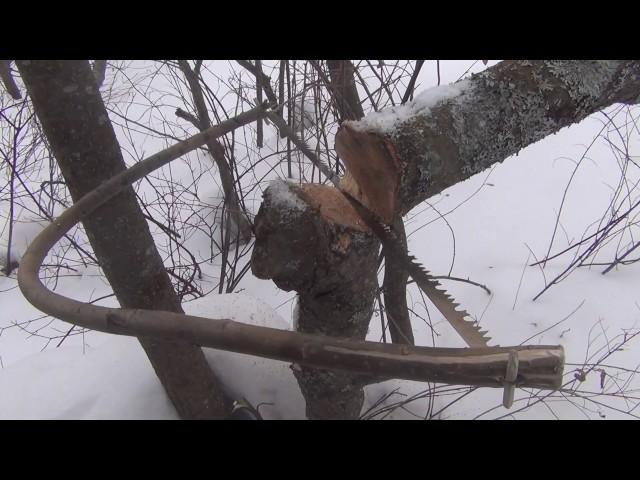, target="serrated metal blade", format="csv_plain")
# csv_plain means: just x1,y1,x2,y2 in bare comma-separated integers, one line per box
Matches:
408,265,491,348
342,191,493,348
